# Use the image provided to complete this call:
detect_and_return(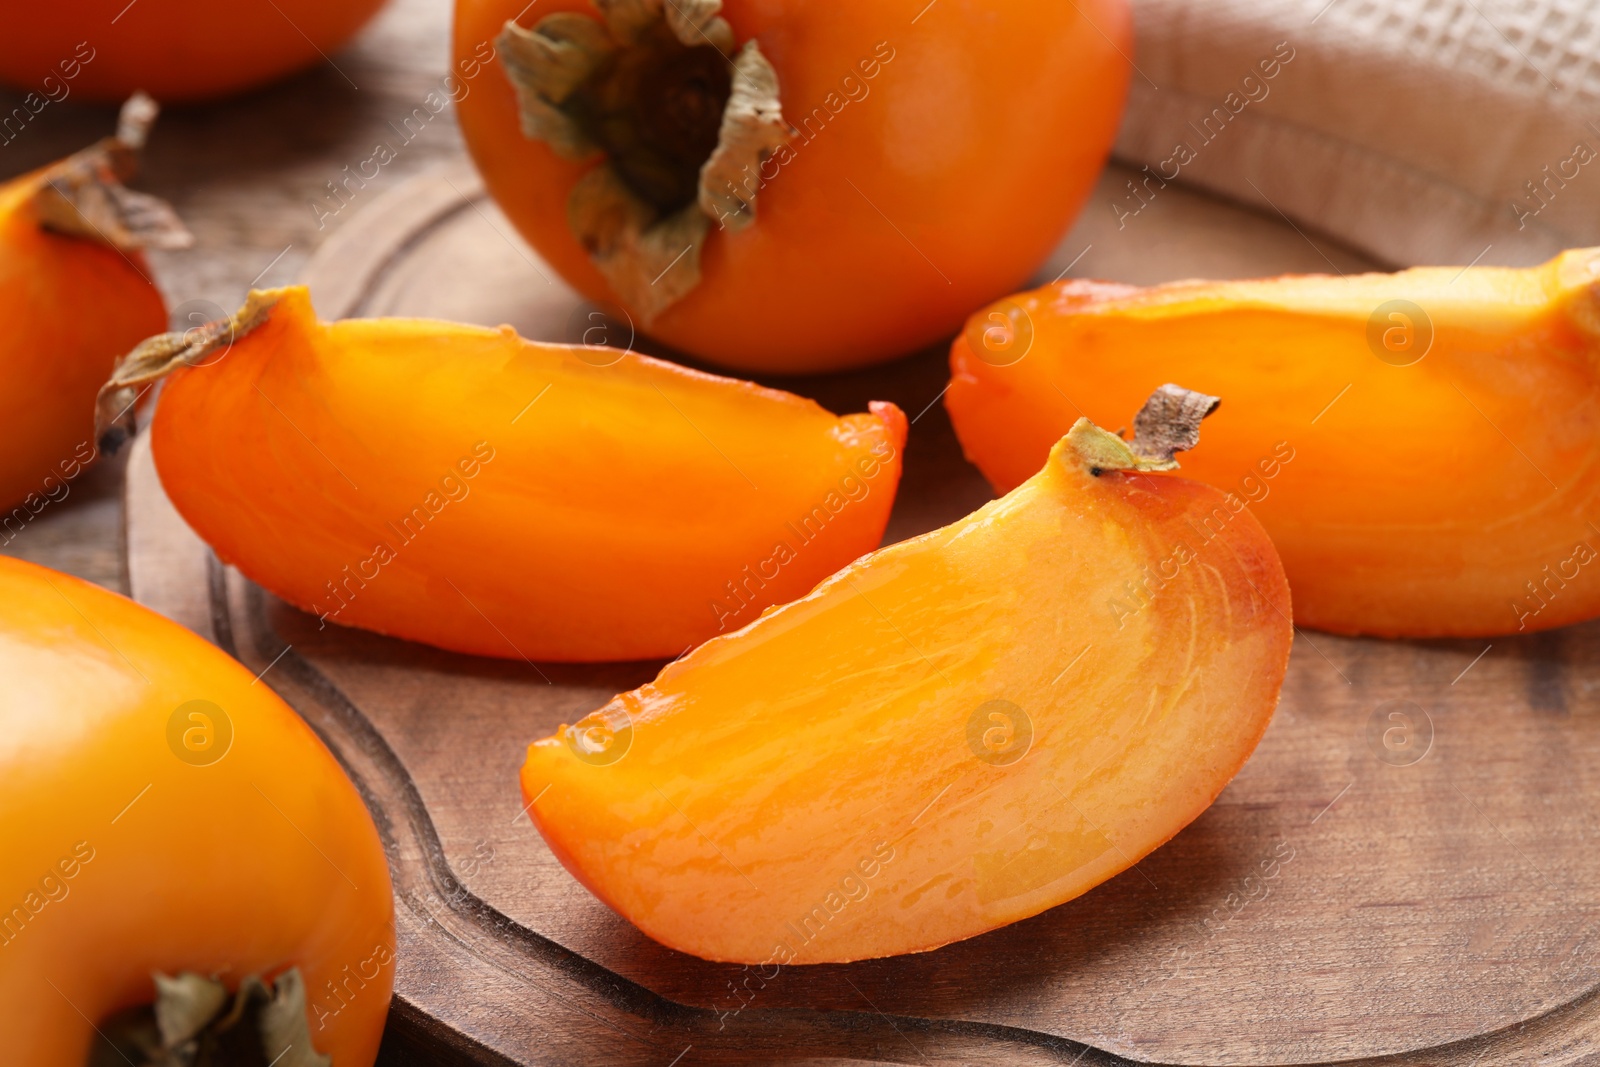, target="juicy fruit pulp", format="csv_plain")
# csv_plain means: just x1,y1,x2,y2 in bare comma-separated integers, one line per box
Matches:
133,287,906,661
948,250,1600,637
521,419,1292,963
0,557,392,1067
